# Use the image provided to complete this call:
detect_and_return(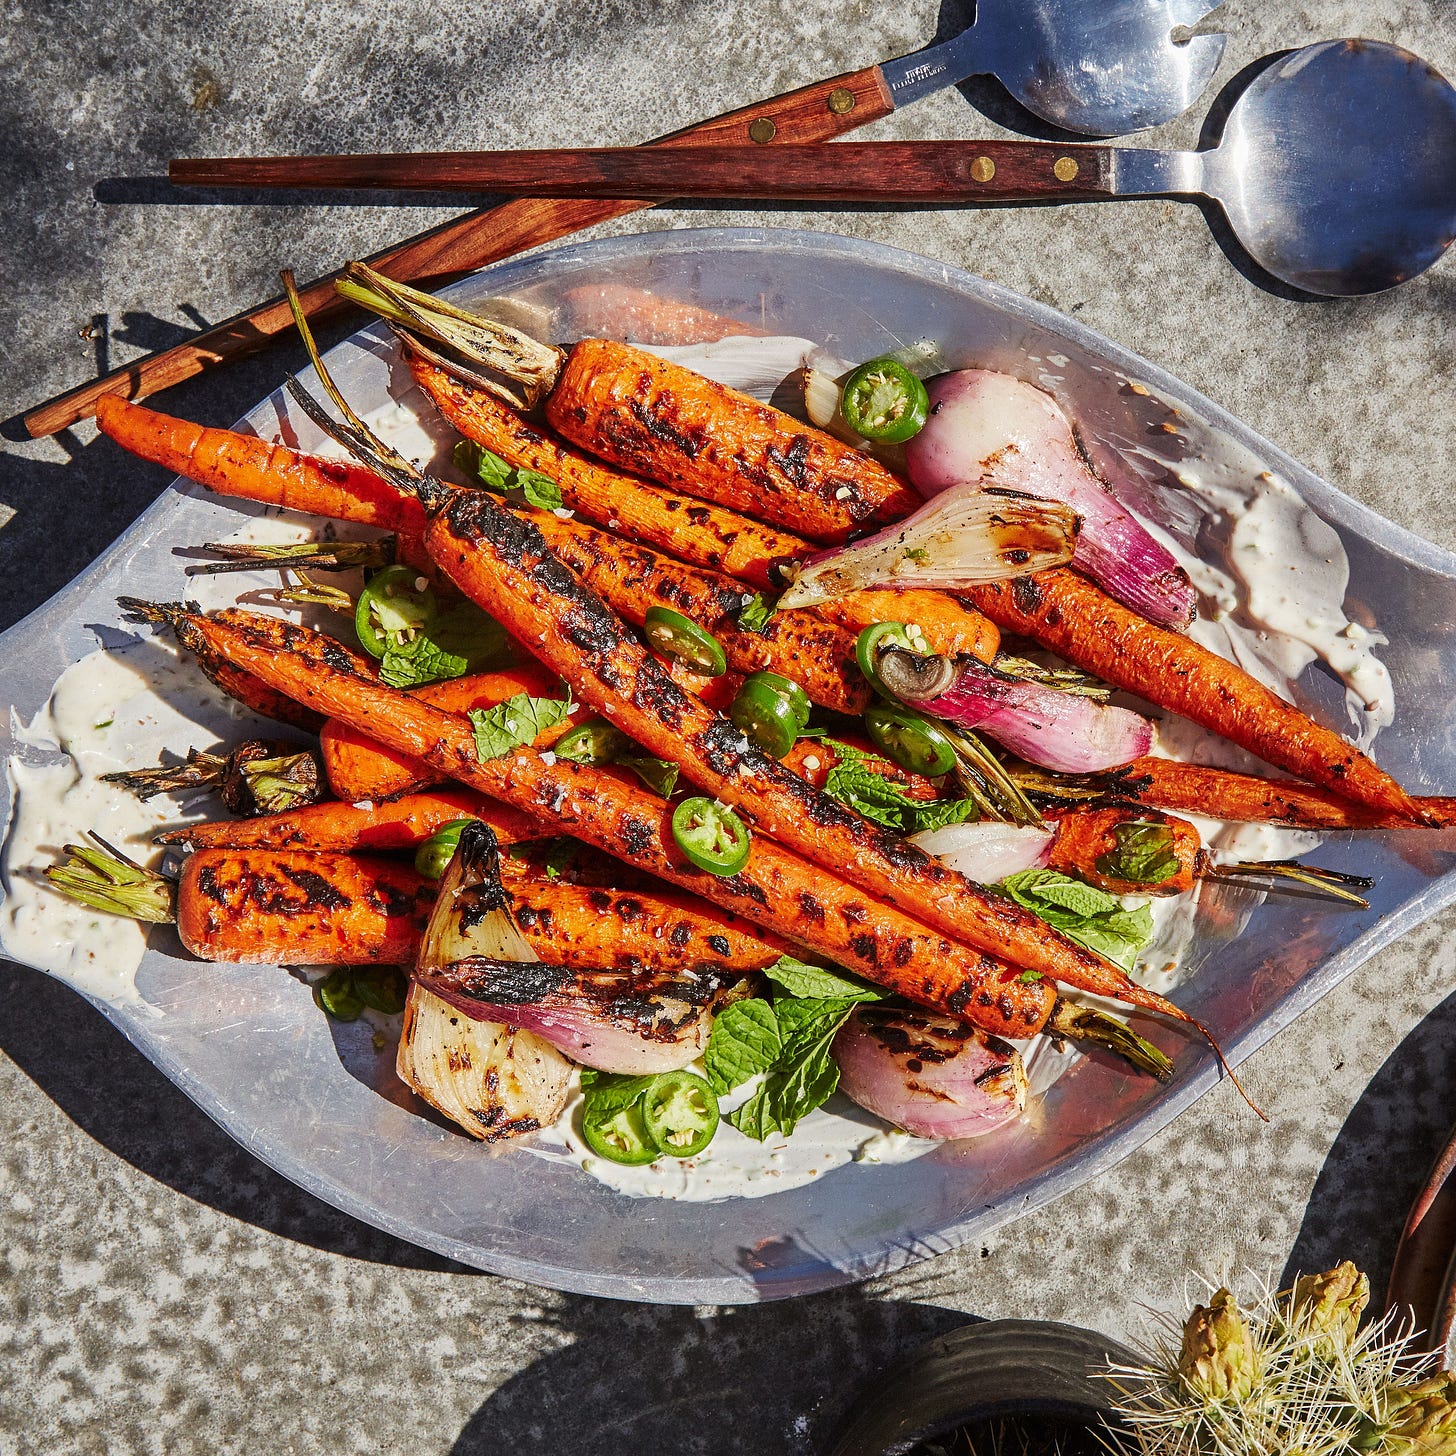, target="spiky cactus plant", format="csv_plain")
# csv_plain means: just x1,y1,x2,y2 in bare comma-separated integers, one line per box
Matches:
1105,1263,1456,1456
